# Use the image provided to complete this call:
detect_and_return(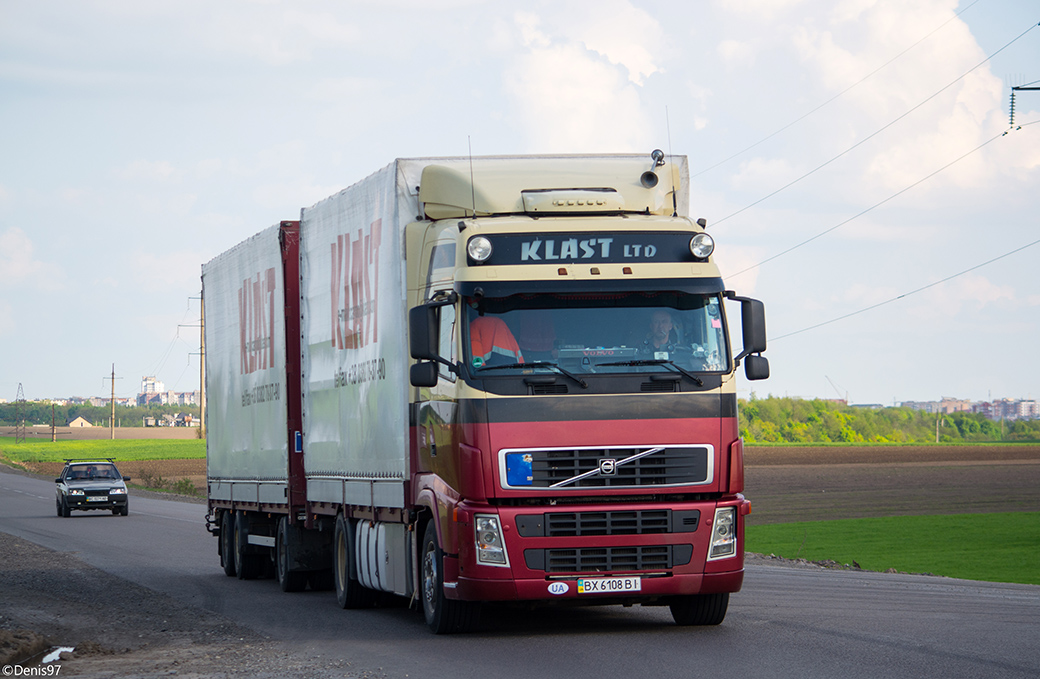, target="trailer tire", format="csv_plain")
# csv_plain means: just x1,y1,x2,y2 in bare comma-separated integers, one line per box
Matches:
333,514,376,608
220,511,237,576
421,521,480,634
234,512,261,580
276,517,308,592
669,592,729,626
